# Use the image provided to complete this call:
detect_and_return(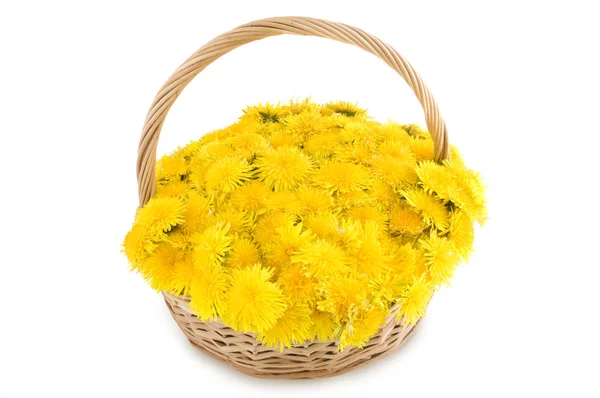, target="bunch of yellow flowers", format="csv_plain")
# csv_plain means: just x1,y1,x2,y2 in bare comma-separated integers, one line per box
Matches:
123,99,486,351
